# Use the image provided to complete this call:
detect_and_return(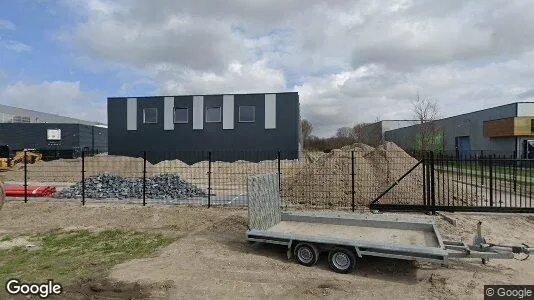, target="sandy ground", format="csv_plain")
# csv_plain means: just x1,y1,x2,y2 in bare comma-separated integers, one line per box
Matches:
0,201,533,299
